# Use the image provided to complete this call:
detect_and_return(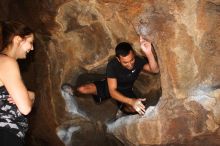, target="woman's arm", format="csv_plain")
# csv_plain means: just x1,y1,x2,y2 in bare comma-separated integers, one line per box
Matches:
0,58,34,115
